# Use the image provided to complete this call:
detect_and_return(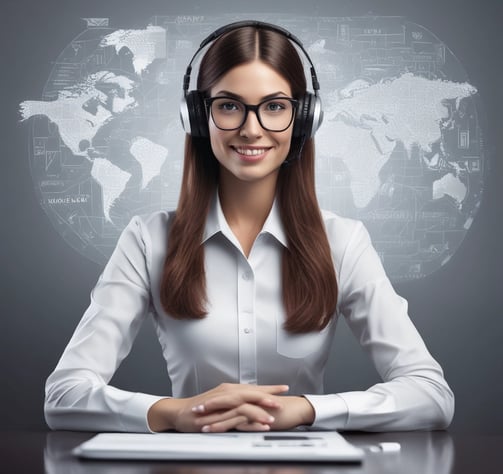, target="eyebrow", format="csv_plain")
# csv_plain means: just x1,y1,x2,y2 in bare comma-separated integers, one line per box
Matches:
213,90,290,101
